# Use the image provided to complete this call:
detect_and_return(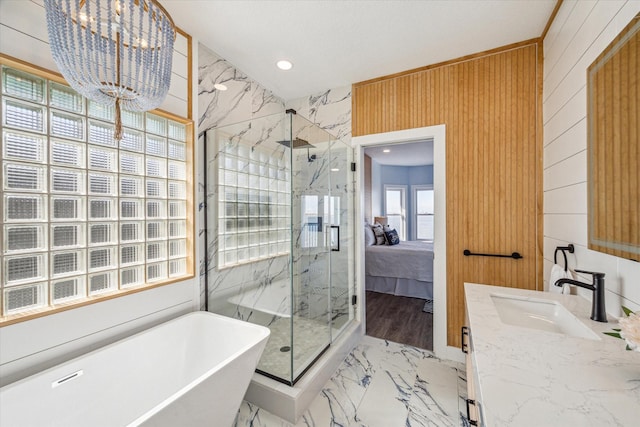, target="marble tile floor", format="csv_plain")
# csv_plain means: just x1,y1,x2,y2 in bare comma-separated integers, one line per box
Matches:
234,335,469,427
